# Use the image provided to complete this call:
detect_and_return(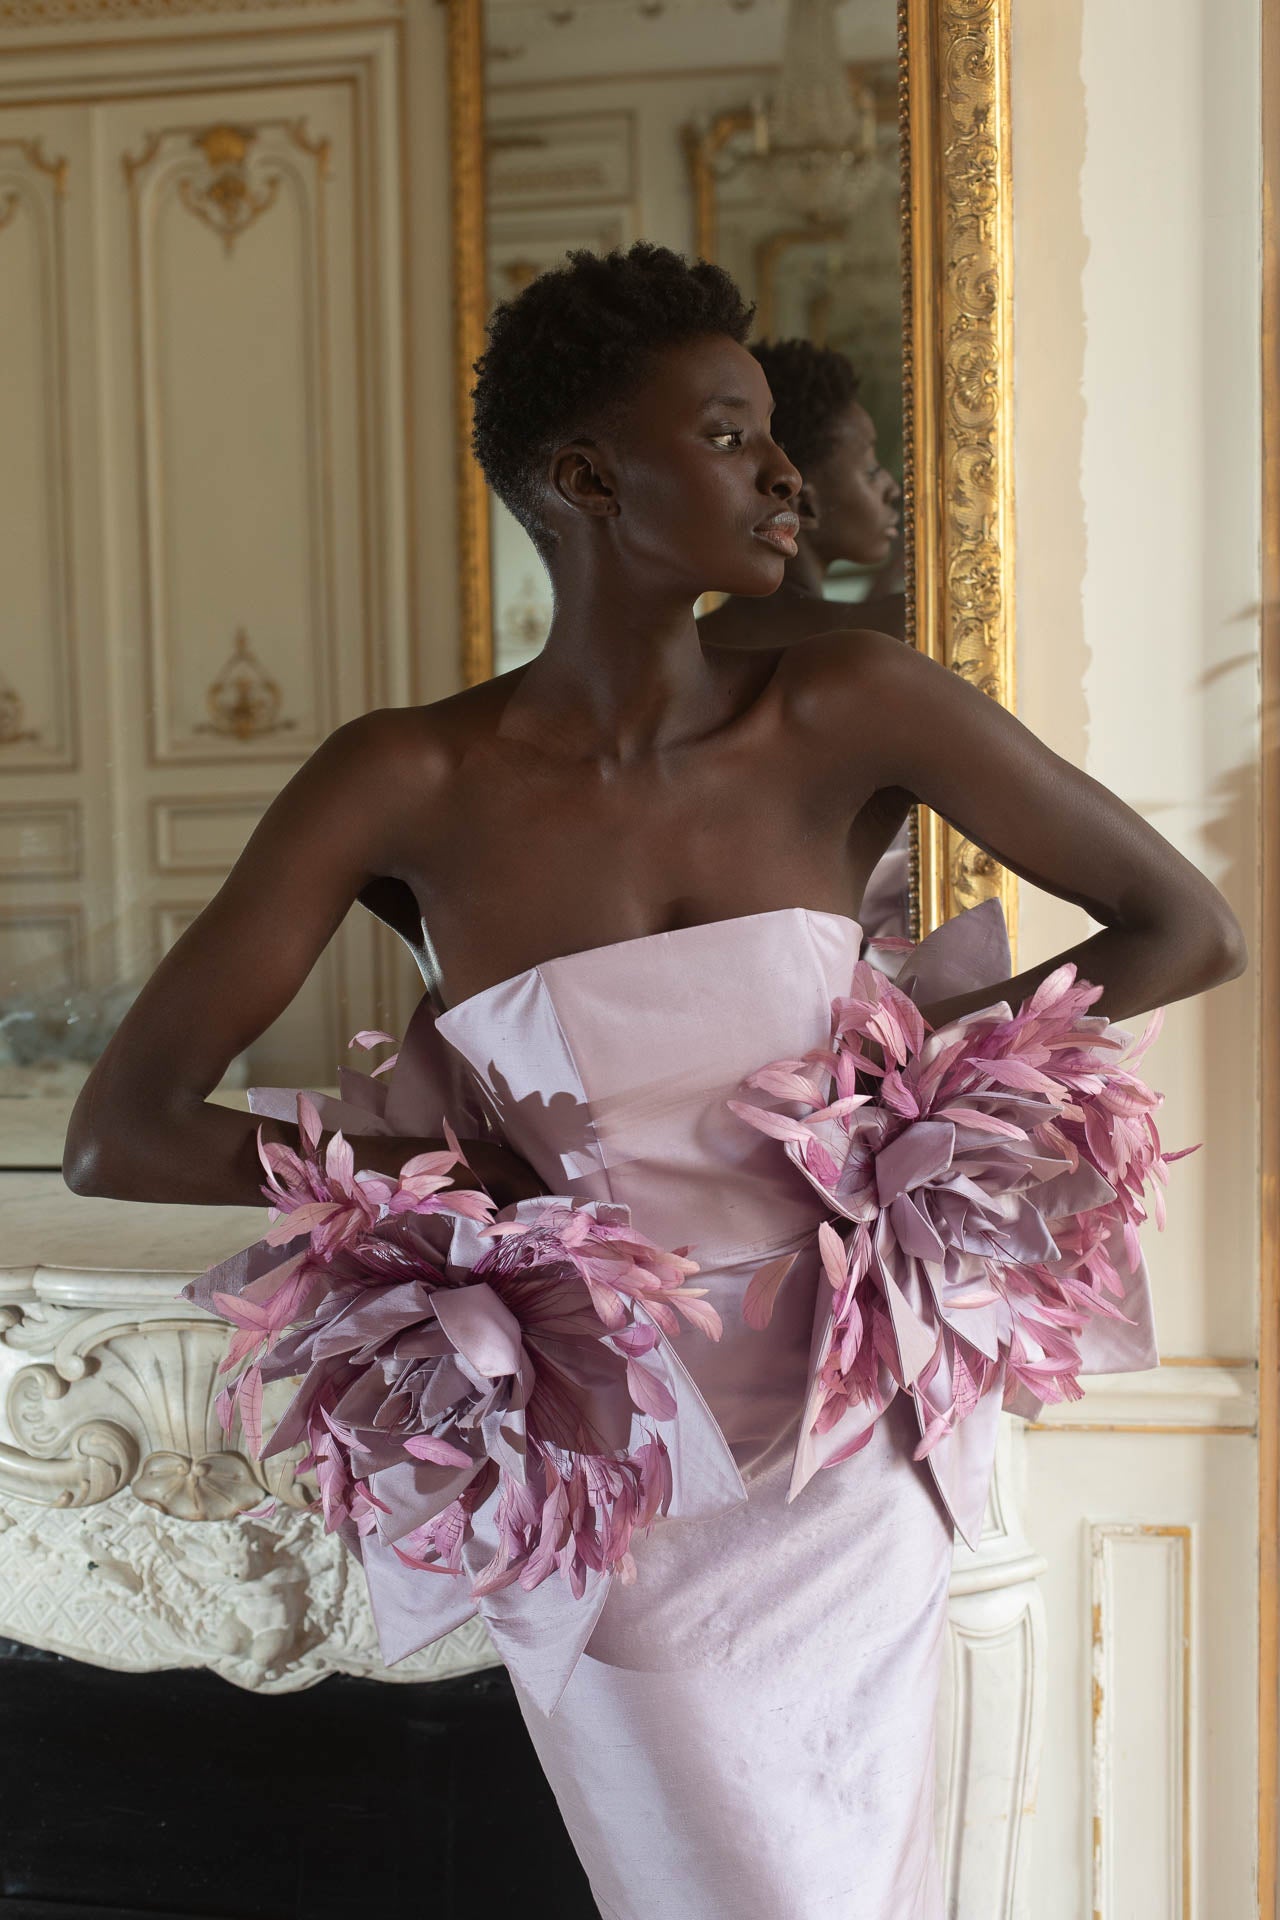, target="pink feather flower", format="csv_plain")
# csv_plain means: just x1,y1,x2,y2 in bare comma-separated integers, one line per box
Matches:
197,1094,721,1602
730,957,1192,1466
